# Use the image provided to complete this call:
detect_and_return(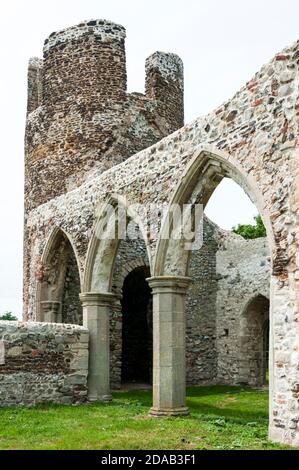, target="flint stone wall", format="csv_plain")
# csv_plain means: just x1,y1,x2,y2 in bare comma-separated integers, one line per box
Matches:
174,221,271,386
215,234,270,384
186,219,218,384
25,20,184,212
0,322,88,406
